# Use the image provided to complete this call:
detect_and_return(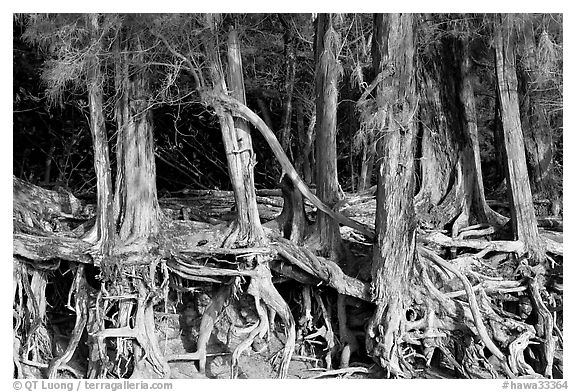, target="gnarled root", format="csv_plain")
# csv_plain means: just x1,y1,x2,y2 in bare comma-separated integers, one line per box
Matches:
231,297,269,378
508,330,538,376
528,277,556,377
167,282,232,374
367,295,406,378
249,259,295,378
96,280,170,378
47,265,89,378
312,291,336,369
